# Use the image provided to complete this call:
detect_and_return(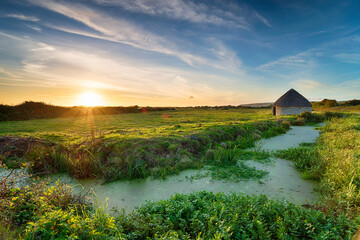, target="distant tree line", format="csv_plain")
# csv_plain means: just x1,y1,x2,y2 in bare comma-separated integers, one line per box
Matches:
311,99,360,108
0,101,176,121
192,105,272,110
